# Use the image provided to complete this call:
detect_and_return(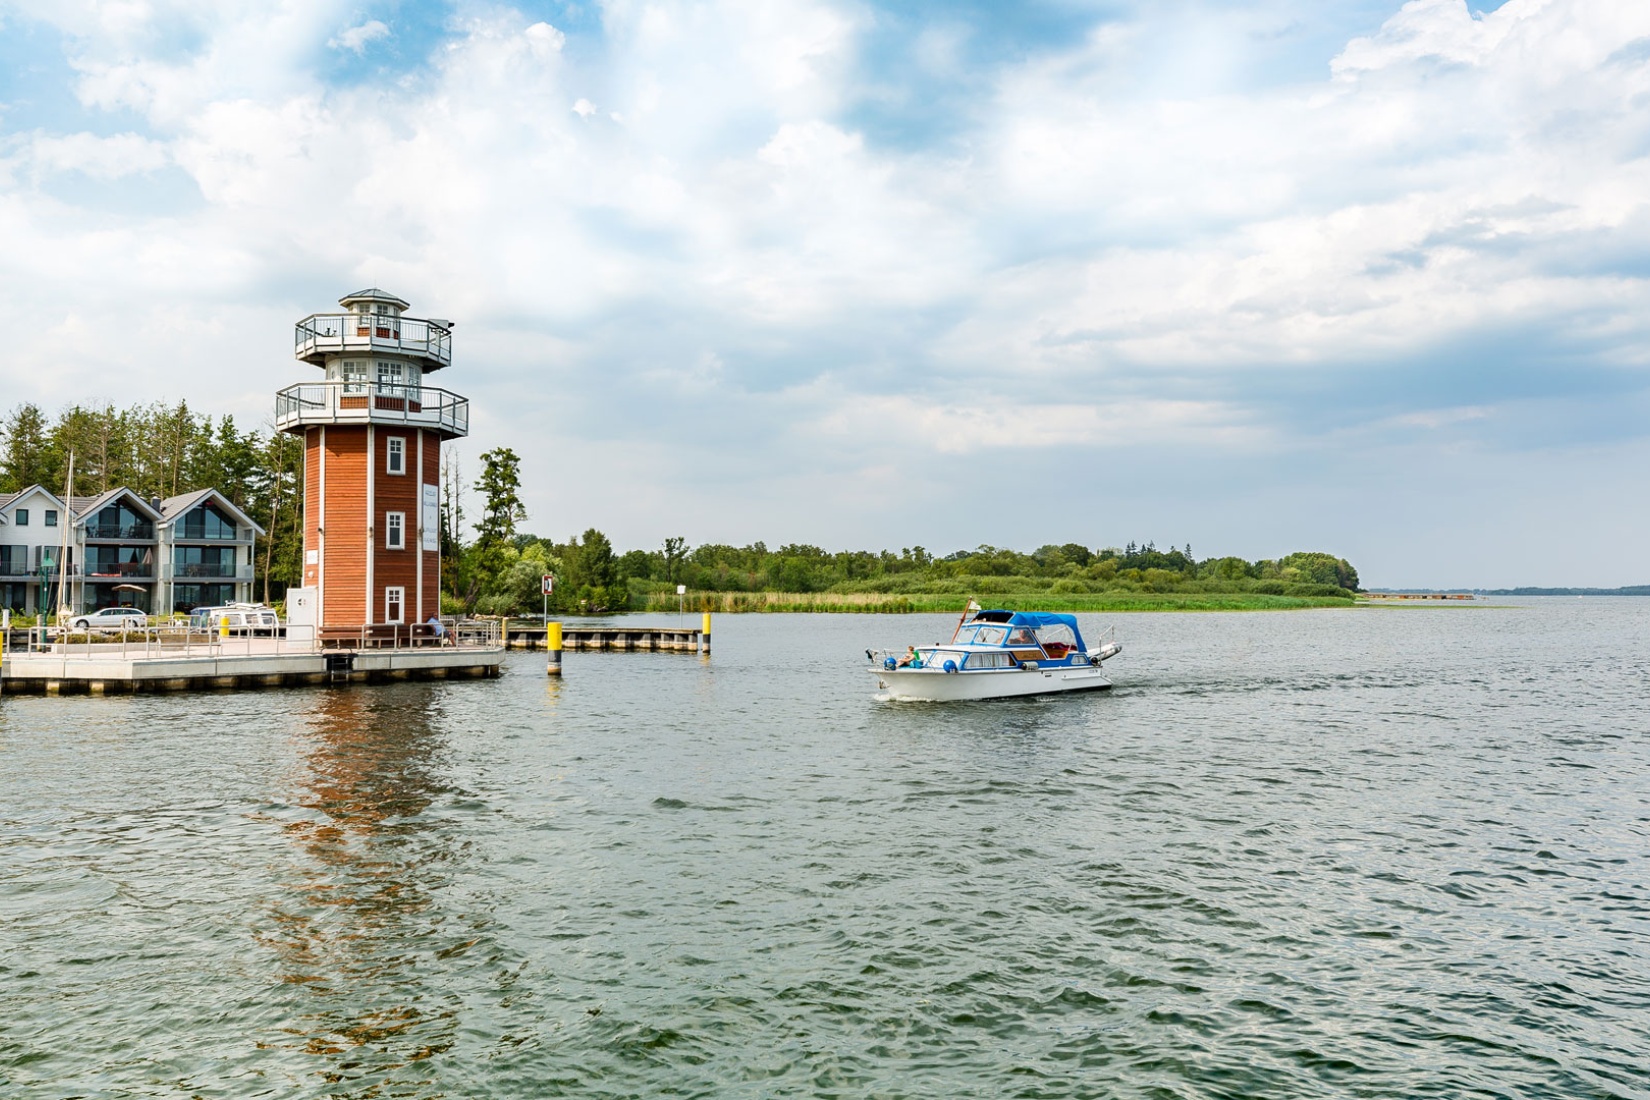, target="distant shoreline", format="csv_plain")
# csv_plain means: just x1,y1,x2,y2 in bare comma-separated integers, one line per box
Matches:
1367,587,1650,597
635,591,1357,614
